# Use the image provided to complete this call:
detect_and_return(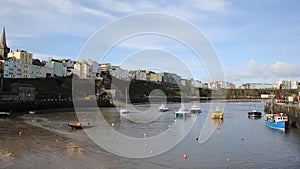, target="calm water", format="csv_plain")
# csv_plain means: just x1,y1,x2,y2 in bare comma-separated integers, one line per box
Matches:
1,102,300,169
